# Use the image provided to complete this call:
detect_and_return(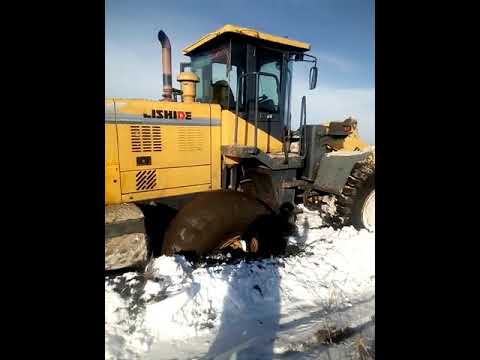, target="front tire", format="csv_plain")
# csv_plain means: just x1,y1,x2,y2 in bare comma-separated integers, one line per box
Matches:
325,161,375,231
